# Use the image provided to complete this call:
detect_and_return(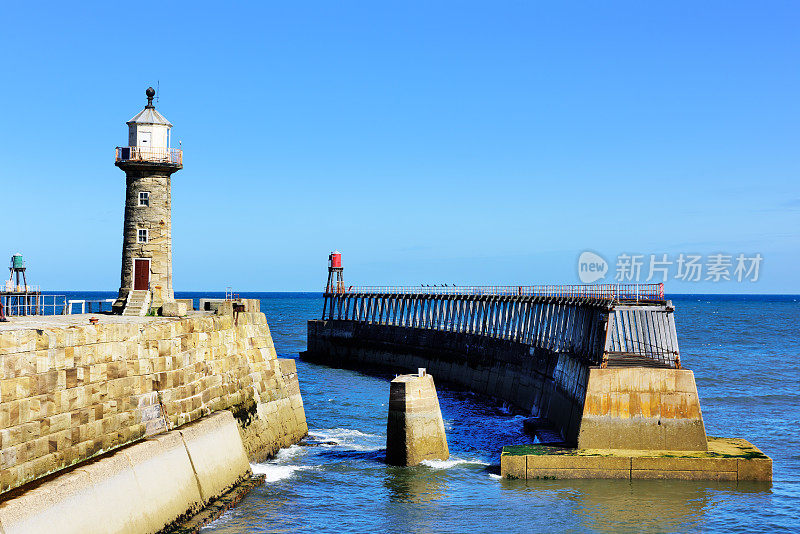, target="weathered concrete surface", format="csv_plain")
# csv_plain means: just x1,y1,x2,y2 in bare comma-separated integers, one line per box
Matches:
0,302,307,494
122,432,202,530
175,298,194,311
178,411,250,502
161,300,187,317
0,411,249,534
305,320,710,454
0,312,163,331
577,367,708,451
386,373,449,466
304,320,591,446
170,473,265,533
501,437,771,481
